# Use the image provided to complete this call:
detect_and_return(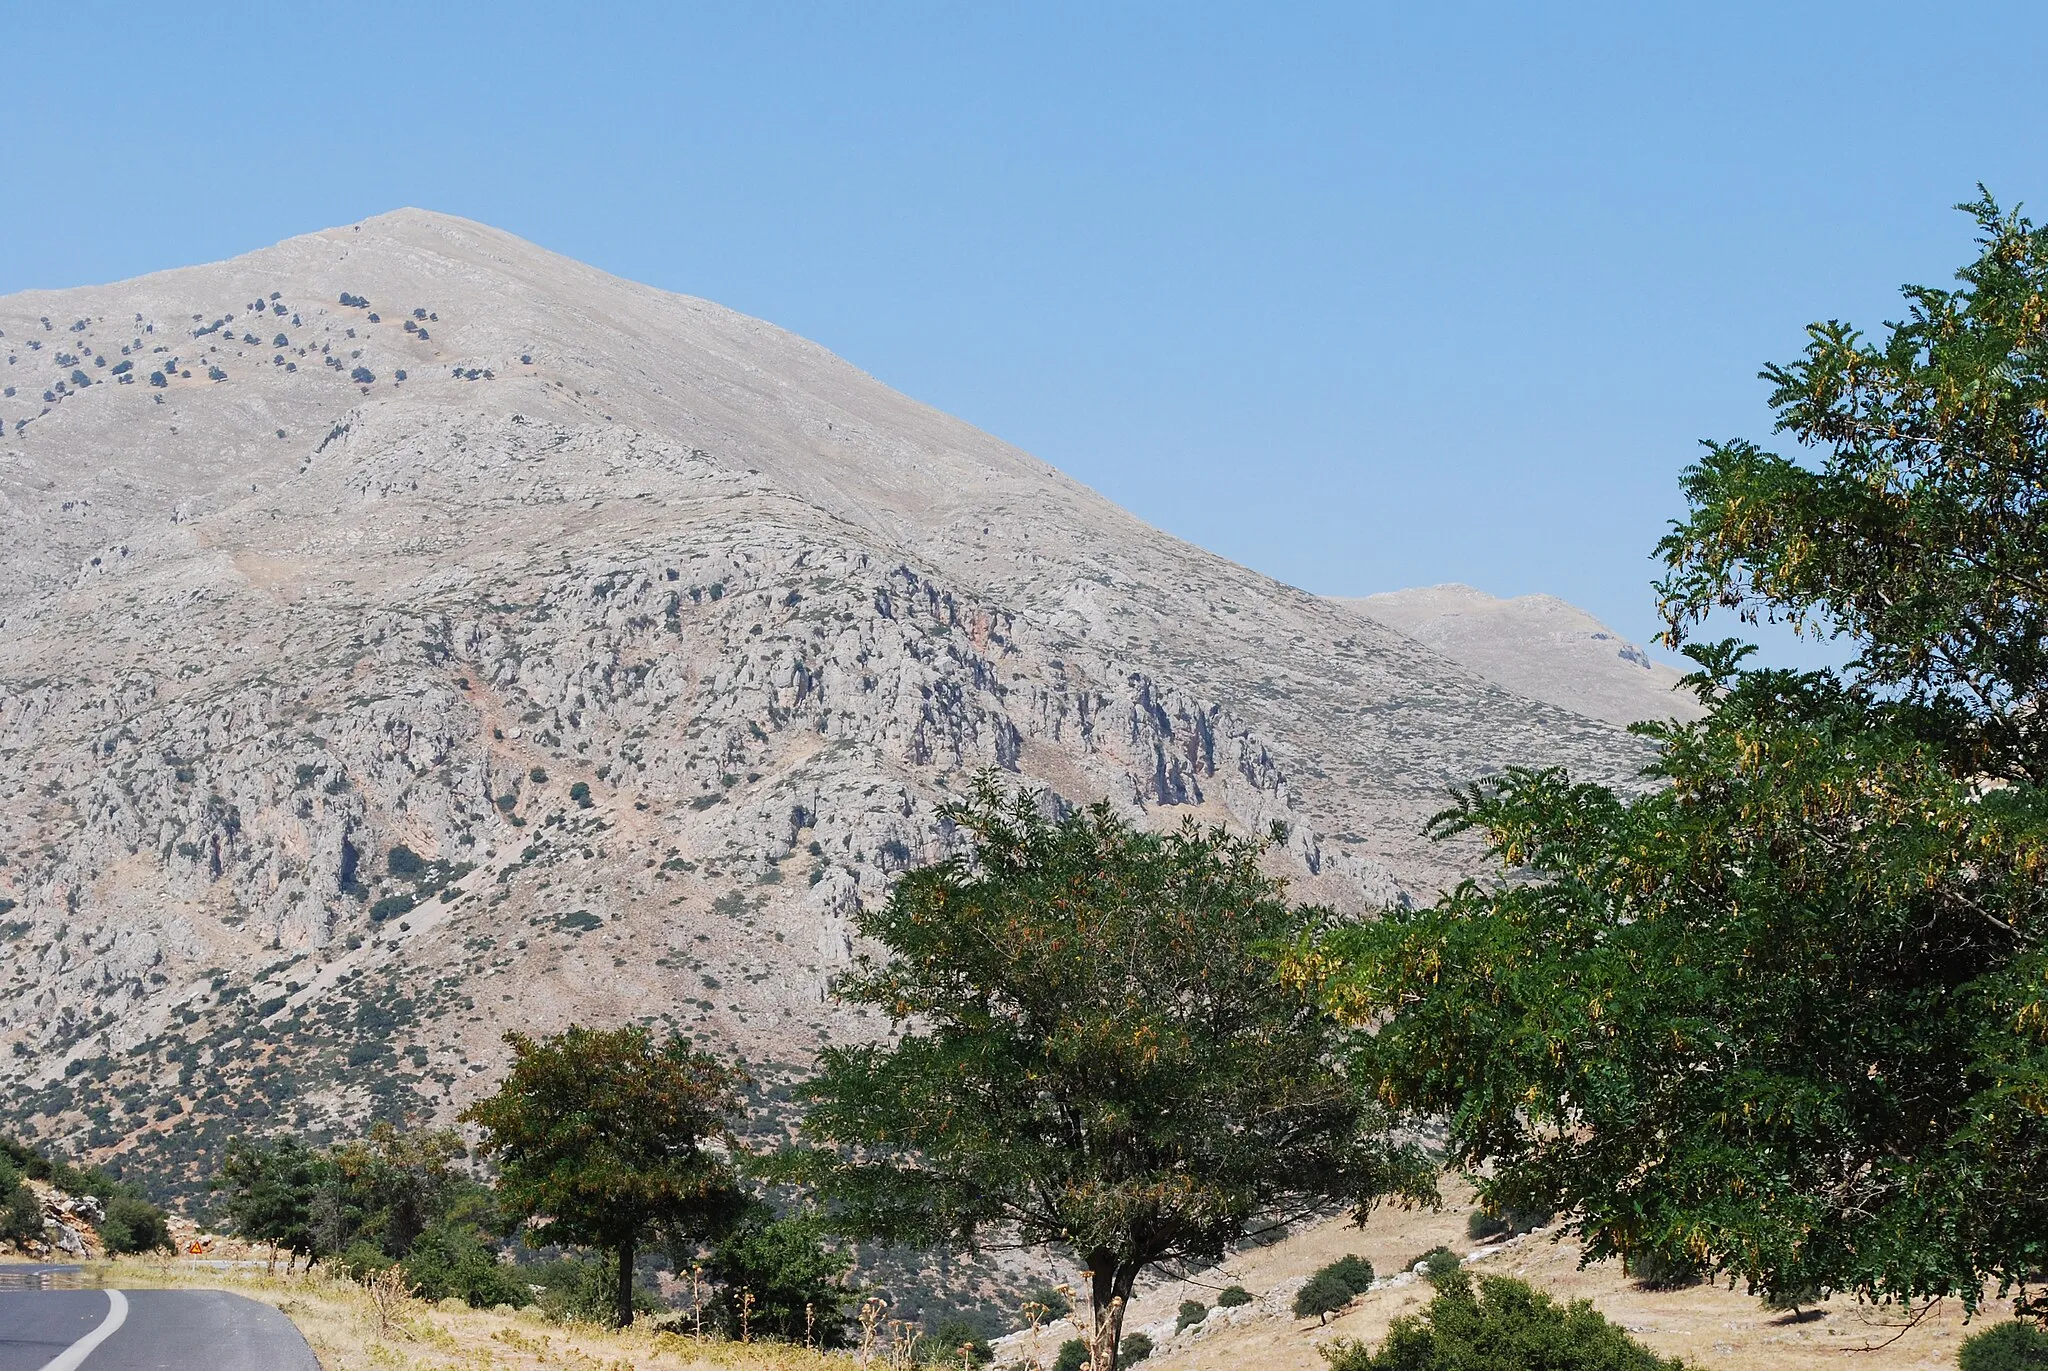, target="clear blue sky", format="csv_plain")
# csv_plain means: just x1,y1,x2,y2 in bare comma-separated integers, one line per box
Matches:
6,4,2045,667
